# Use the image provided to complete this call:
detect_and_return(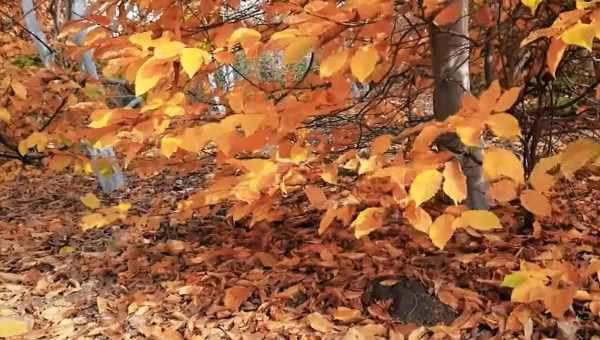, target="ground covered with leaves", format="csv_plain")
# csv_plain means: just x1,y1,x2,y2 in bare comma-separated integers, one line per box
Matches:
1,167,599,339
